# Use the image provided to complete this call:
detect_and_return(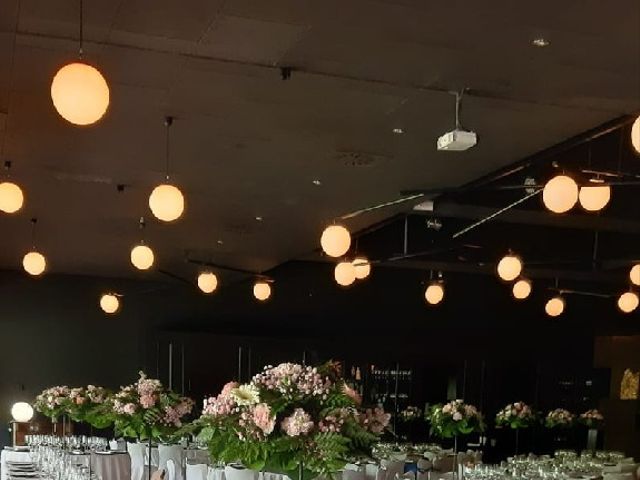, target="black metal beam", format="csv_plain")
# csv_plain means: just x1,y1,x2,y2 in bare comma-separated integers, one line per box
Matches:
418,201,640,235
